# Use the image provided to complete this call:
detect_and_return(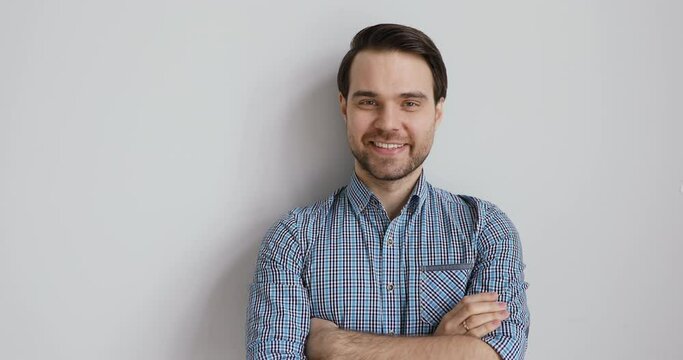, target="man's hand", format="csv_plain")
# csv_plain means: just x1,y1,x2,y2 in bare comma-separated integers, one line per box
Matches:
306,318,340,359
434,292,510,338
